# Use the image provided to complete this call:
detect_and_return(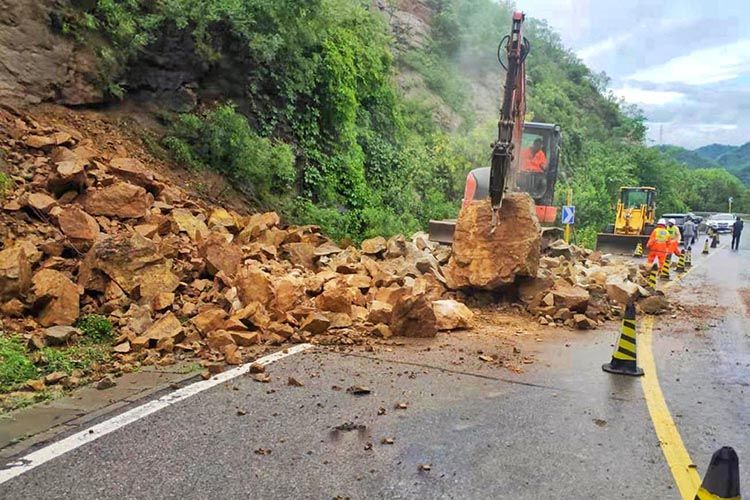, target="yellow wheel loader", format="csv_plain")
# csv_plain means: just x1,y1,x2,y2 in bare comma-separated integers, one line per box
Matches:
595,187,656,254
